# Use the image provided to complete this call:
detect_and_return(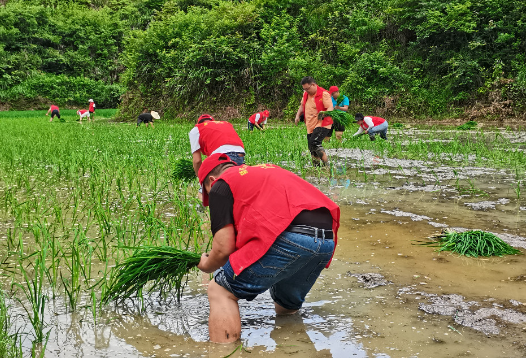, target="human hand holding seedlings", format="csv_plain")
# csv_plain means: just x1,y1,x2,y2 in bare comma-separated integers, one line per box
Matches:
197,225,236,273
